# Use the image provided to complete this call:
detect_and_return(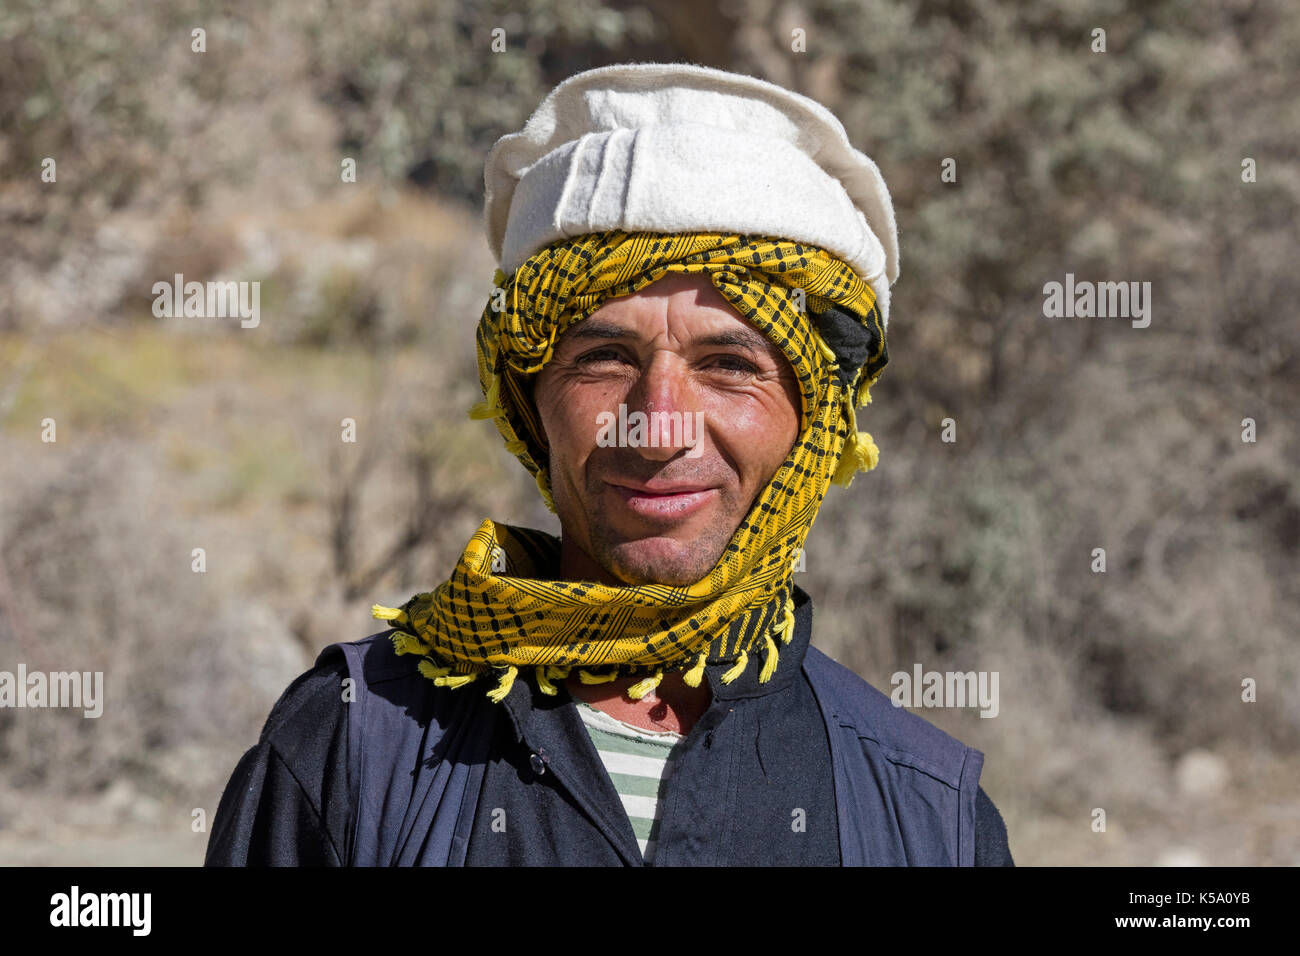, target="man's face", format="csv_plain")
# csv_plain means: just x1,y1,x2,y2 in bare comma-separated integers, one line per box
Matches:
533,272,802,586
